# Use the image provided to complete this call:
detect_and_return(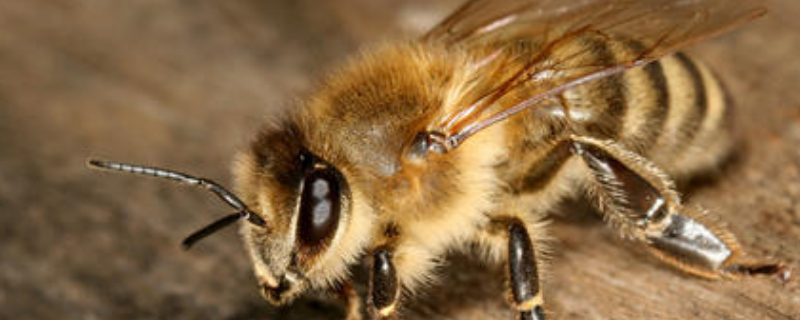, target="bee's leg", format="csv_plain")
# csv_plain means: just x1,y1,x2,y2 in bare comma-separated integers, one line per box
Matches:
569,135,788,280
331,281,362,320
478,215,548,320
368,246,401,319
505,218,547,320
